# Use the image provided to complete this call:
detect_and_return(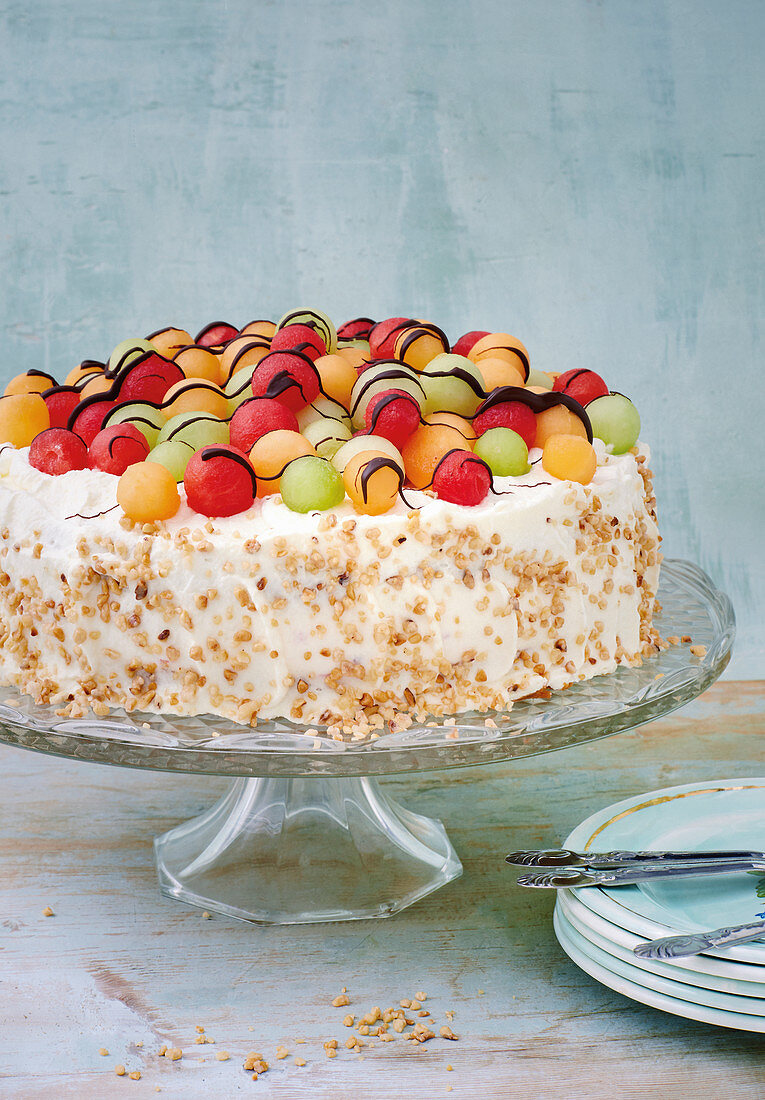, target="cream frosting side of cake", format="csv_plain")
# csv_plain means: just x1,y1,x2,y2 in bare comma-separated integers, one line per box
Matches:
0,441,660,734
